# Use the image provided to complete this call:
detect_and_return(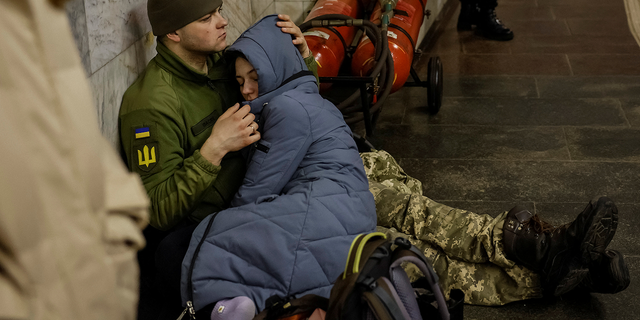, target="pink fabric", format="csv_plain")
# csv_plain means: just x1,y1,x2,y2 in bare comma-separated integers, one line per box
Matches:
210,296,255,320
